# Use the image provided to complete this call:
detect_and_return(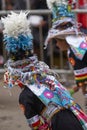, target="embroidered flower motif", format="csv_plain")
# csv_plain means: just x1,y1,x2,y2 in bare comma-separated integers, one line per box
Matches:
80,41,87,50
43,90,54,99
